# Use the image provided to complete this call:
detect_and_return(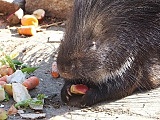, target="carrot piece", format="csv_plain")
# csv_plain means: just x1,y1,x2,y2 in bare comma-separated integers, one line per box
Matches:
17,26,36,36
22,76,40,90
51,62,60,78
70,84,88,94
